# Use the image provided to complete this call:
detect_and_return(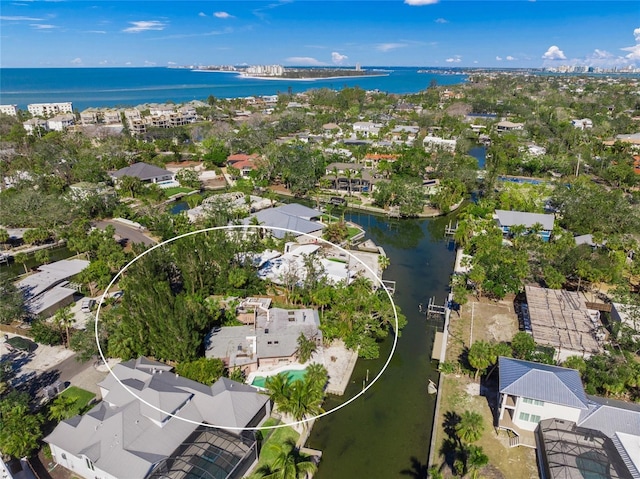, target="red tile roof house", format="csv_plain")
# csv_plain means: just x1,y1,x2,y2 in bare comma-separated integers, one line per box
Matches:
227,154,260,178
